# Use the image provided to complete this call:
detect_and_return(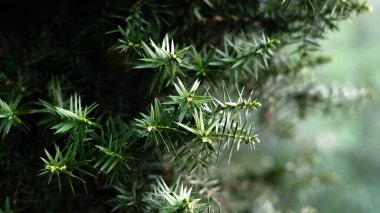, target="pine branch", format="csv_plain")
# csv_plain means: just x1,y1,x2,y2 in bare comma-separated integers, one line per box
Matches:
135,35,190,91
40,94,101,134
0,96,30,139
150,177,207,213
39,144,95,195
94,122,136,184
